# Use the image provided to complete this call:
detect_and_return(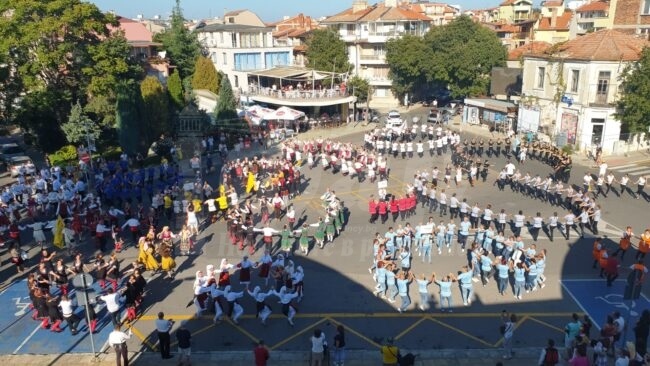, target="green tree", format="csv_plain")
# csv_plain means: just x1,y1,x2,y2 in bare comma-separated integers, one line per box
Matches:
385,35,434,103
115,82,142,156
214,73,238,123
140,76,171,147
617,48,650,133
192,56,221,94
347,76,370,103
158,0,202,80
61,101,102,145
424,16,507,98
306,29,351,73
167,69,184,109
0,0,141,151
